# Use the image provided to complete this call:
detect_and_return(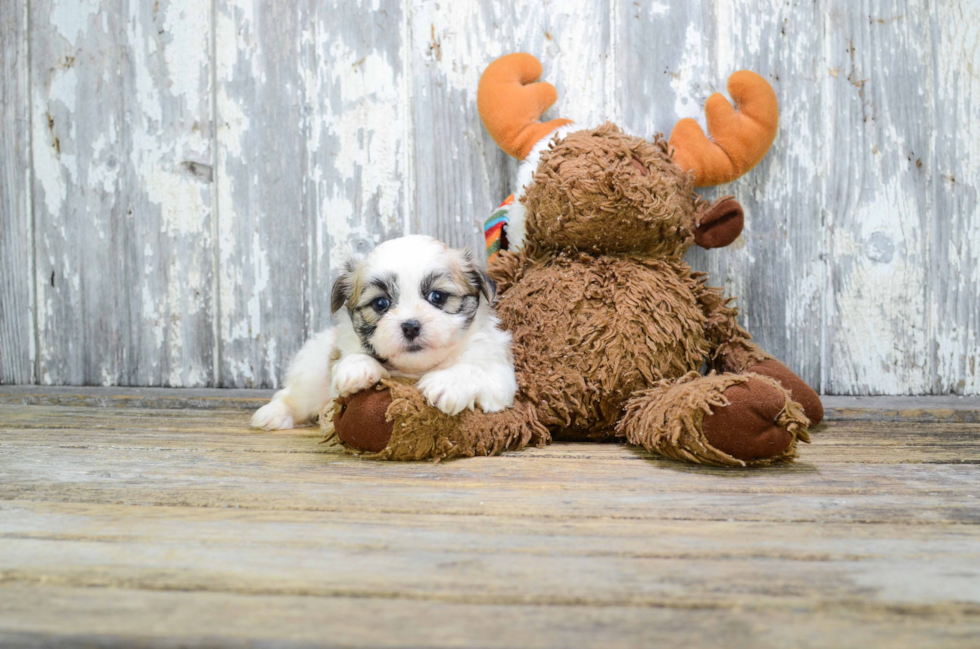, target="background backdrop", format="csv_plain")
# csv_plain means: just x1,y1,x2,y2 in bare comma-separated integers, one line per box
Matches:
1,0,977,394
